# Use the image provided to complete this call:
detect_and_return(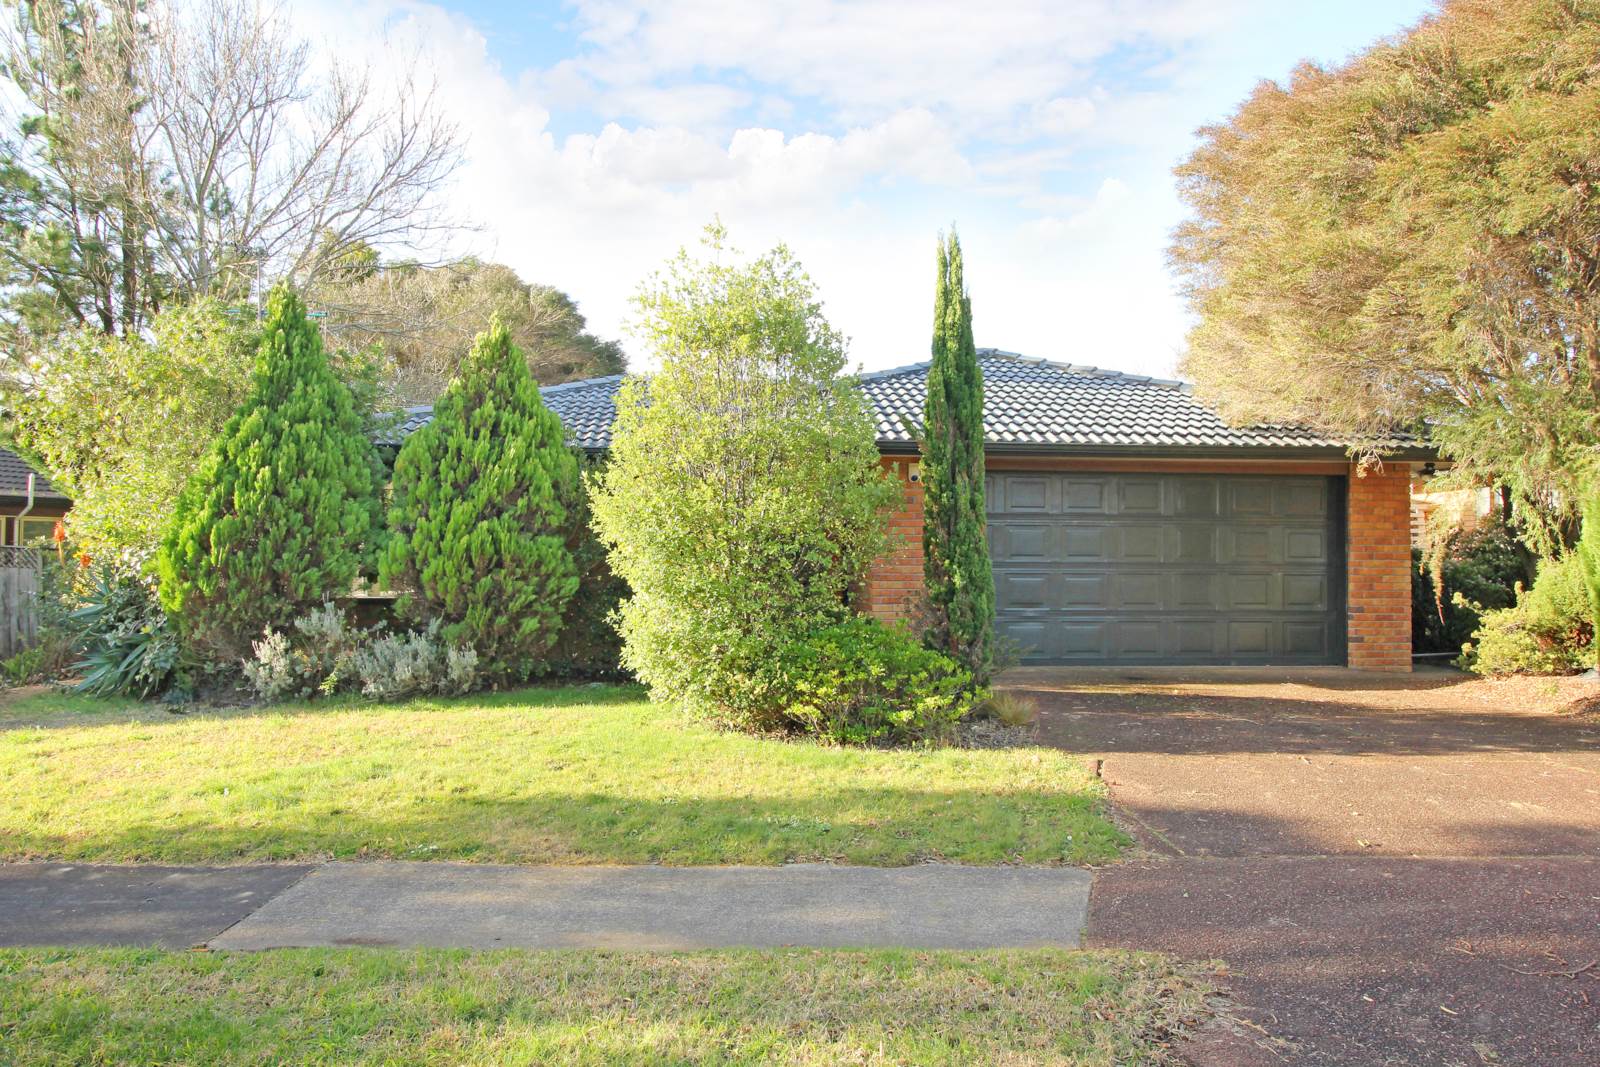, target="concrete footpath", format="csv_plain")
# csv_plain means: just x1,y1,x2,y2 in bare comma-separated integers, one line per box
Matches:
0,861,1093,951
